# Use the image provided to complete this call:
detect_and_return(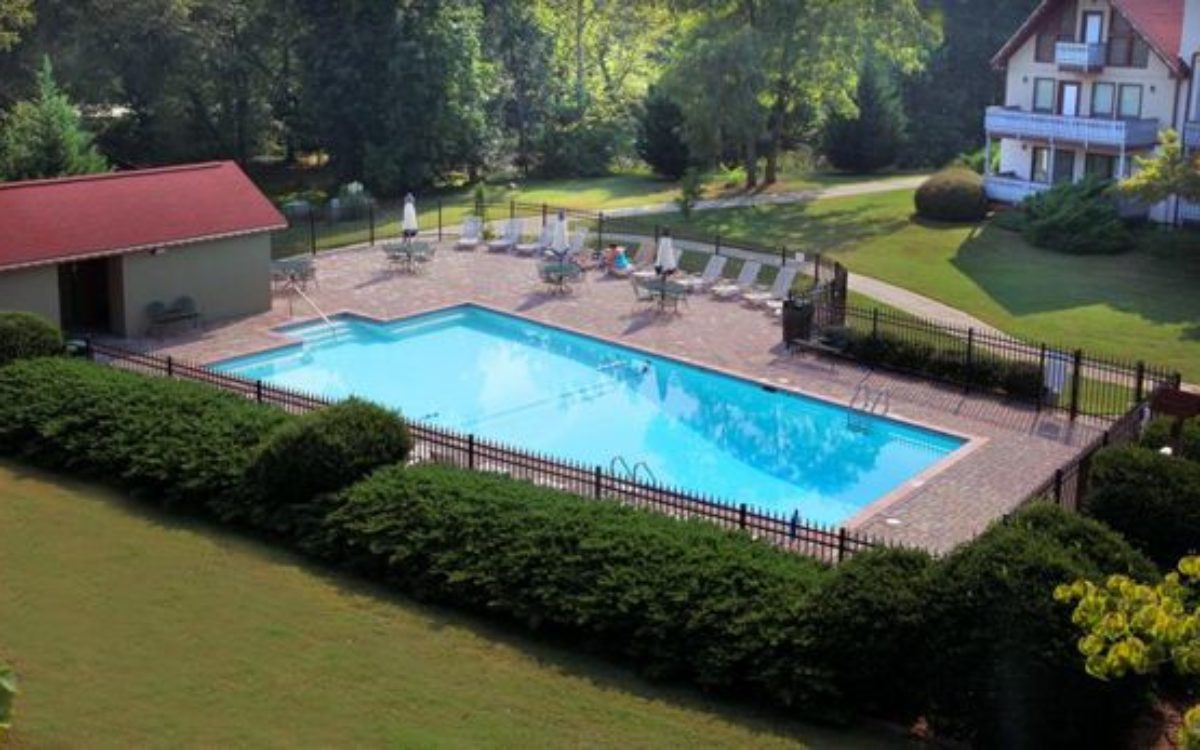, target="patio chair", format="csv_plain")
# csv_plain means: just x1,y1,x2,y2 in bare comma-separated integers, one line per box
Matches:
661,281,689,313
487,219,520,253
743,264,799,308
630,276,657,304
677,254,728,293
710,260,761,300
515,223,551,256
411,241,436,264
455,216,483,251
631,241,656,269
